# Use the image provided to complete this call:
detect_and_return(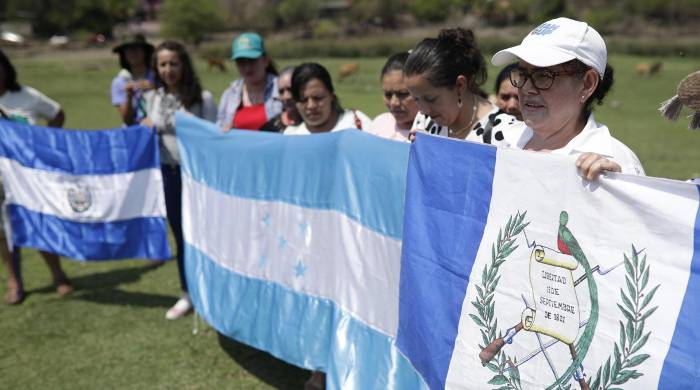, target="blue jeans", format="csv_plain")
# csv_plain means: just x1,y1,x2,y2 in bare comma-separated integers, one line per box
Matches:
161,165,187,292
